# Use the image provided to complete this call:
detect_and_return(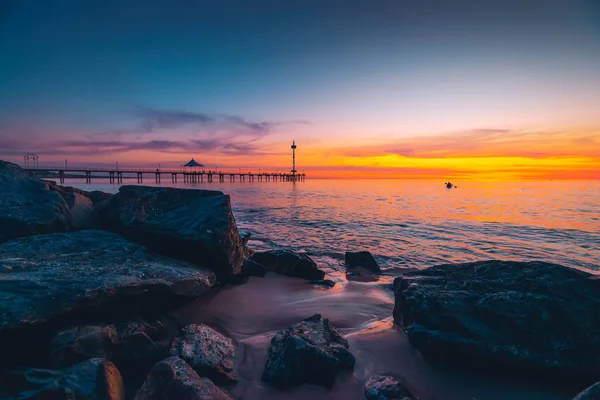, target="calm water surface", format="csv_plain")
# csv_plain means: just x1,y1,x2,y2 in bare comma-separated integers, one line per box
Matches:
69,178,599,400
72,178,599,273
